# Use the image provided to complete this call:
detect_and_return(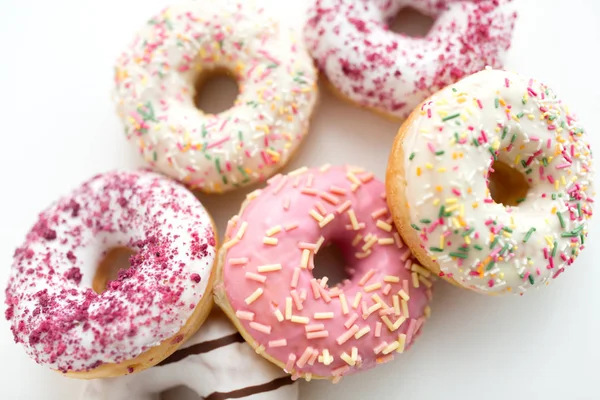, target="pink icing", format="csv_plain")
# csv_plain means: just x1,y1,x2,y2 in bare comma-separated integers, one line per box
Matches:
304,0,517,118
4,171,216,373
220,165,432,379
